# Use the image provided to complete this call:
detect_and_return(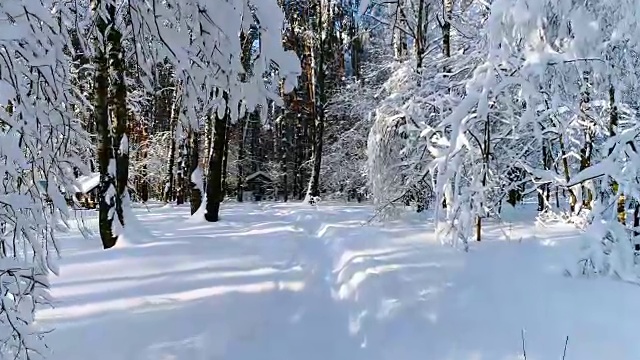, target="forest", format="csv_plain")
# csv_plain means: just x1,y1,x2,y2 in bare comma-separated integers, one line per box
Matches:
3,0,640,359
